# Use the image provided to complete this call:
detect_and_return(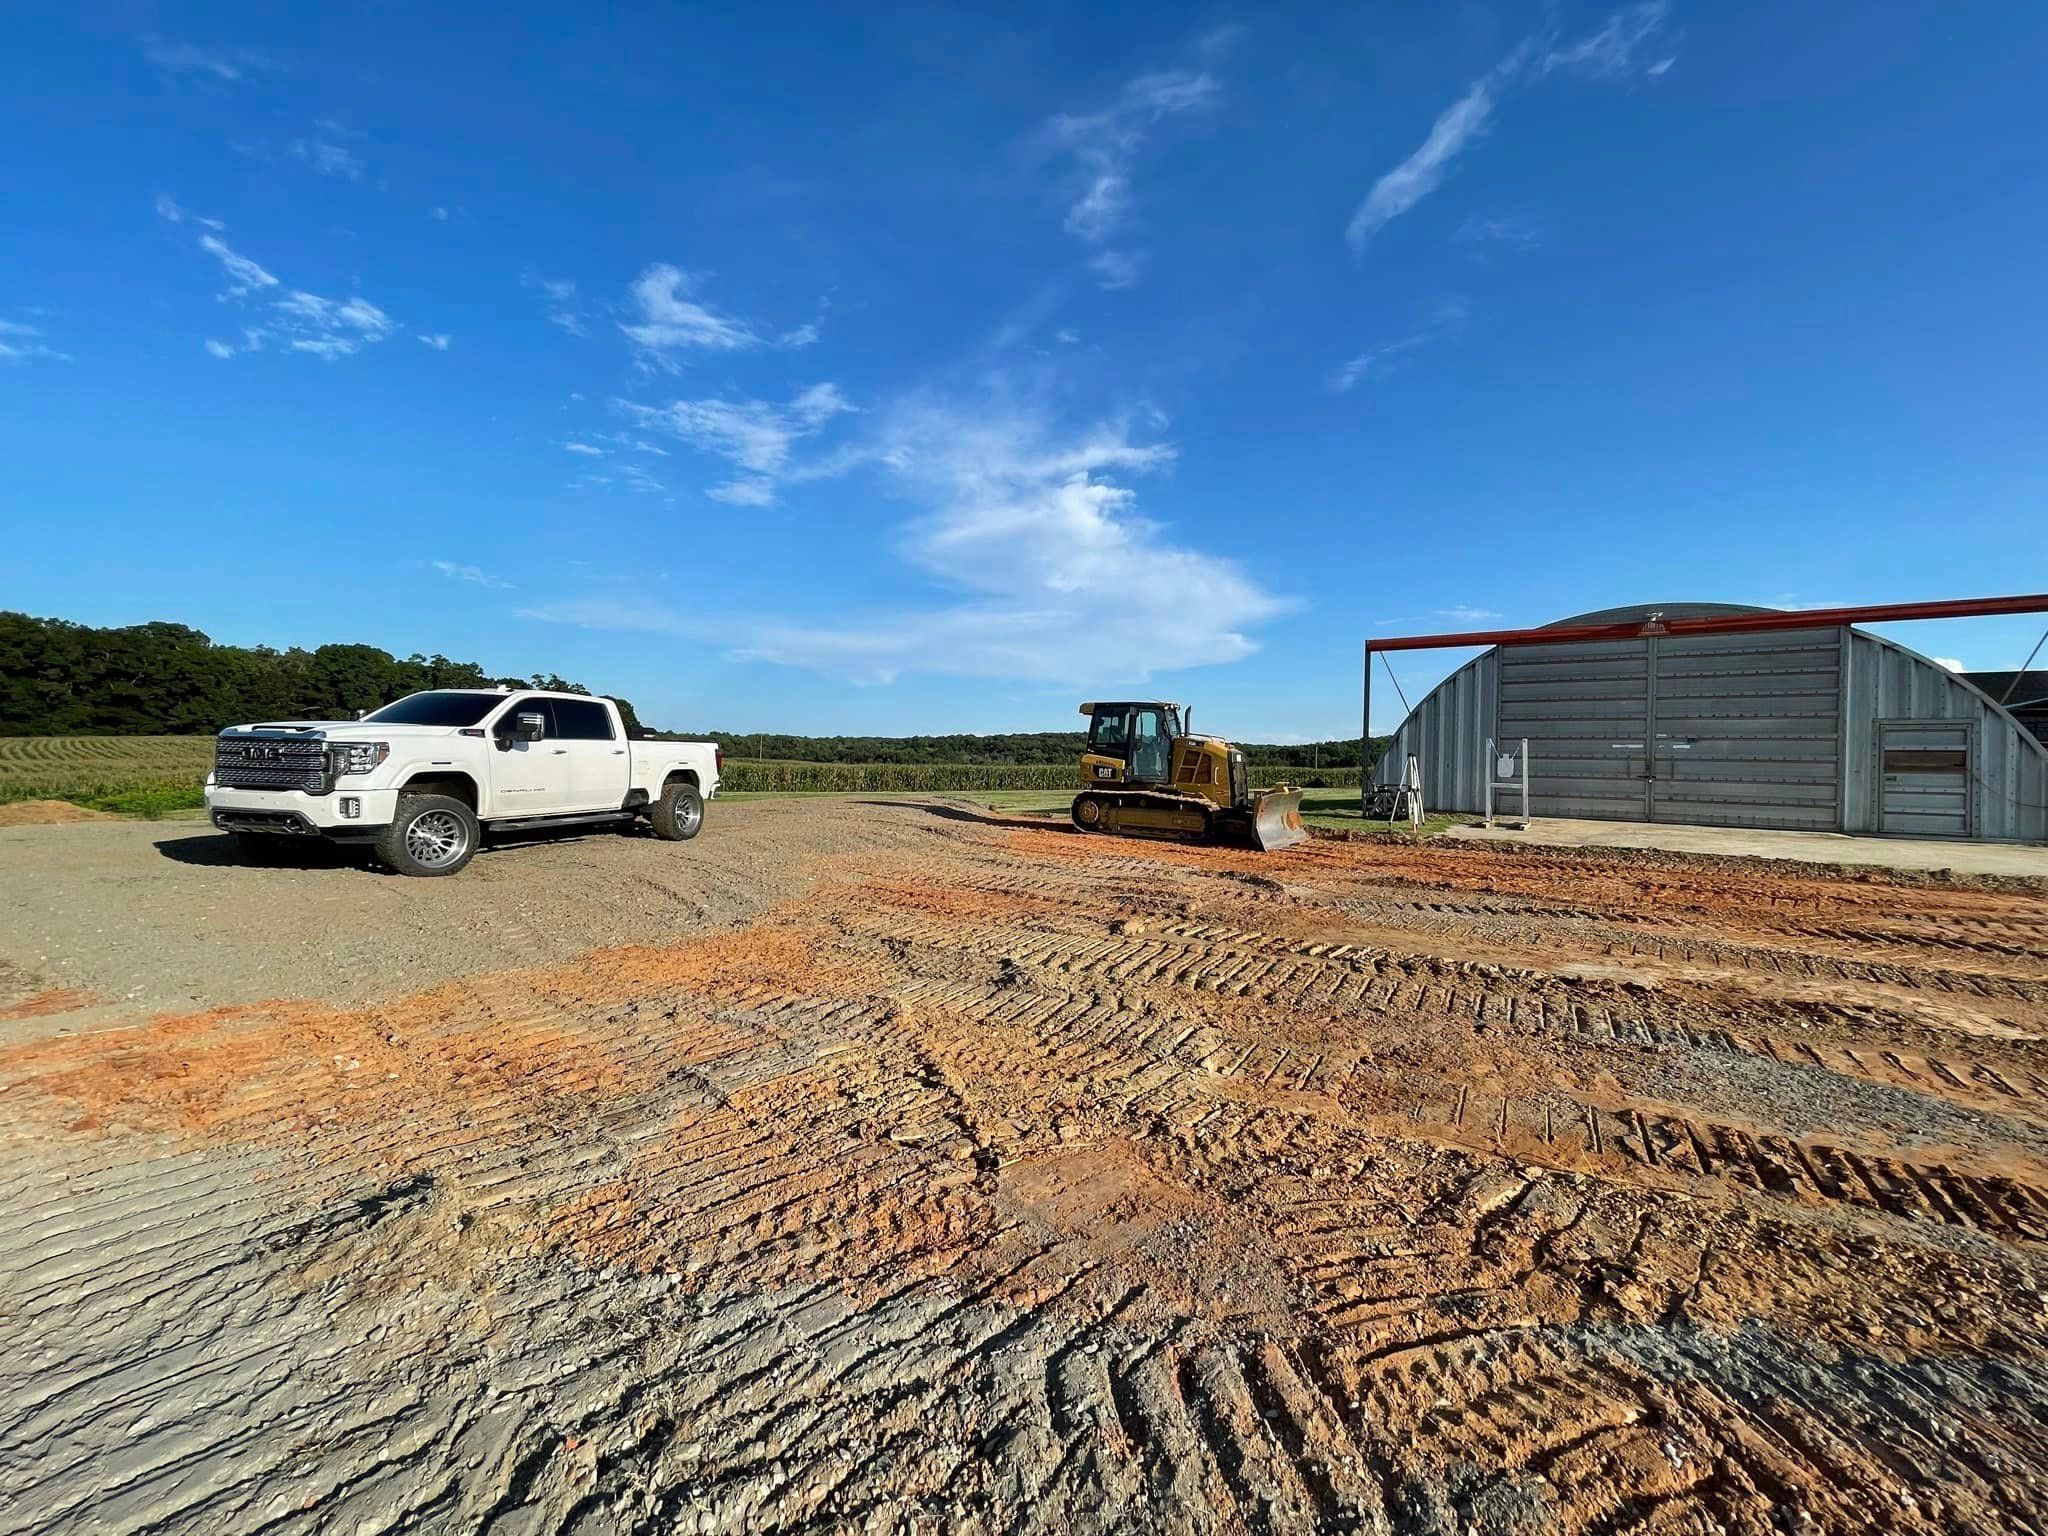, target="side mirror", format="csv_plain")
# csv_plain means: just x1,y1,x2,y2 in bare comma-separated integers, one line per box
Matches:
355,709,369,721
515,712,545,743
